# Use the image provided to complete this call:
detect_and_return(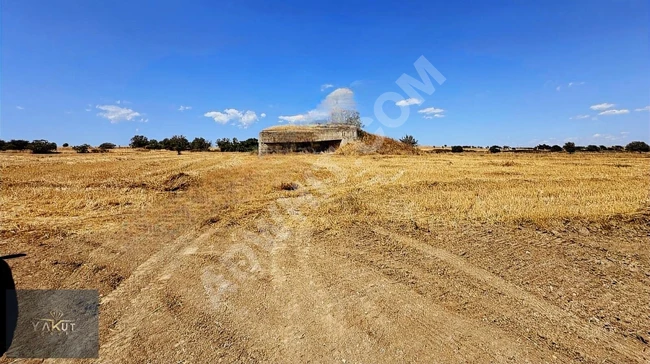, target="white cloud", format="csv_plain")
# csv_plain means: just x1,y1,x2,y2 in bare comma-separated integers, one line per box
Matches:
423,114,445,119
635,106,650,112
568,81,585,87
569,114,590,120
178,105,192,111
139,118,149,123
85,108,91,112
418,107,445,115
590,103,615,111
556,86,561,92
96,105,142,123
592,133,623,141
279,87,356,124
115,100,131,105
16,106,24,110
395,98,423,107
260,113,267,118
204,108,259,128
321,84,334,91
598,109,629,115
593,133,601,138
